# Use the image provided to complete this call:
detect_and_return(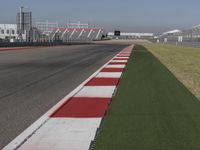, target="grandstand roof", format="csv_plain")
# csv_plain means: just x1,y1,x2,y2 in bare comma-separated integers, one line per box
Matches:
54,28,103,31
190,24,200,29
162,29,181,35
